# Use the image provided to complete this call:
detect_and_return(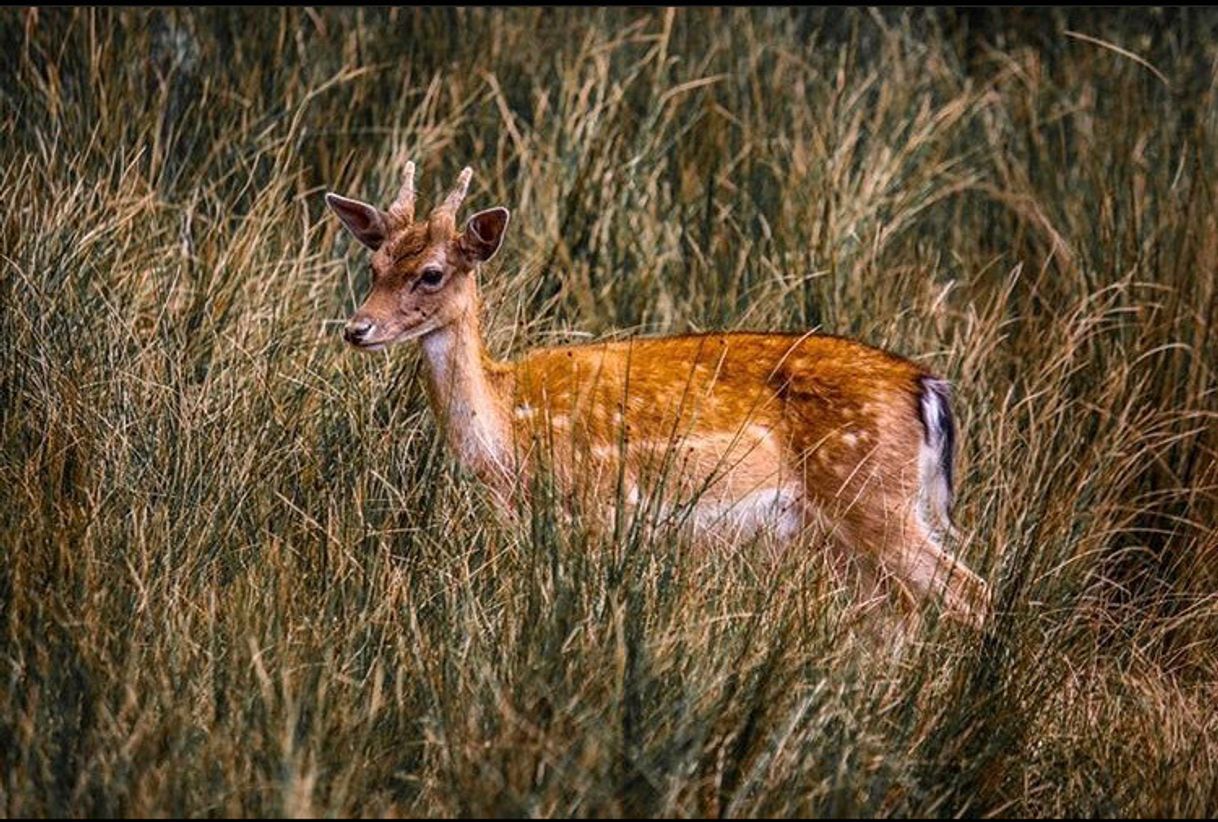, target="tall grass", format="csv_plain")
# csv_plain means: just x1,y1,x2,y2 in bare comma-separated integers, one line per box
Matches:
2,7,1216,816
